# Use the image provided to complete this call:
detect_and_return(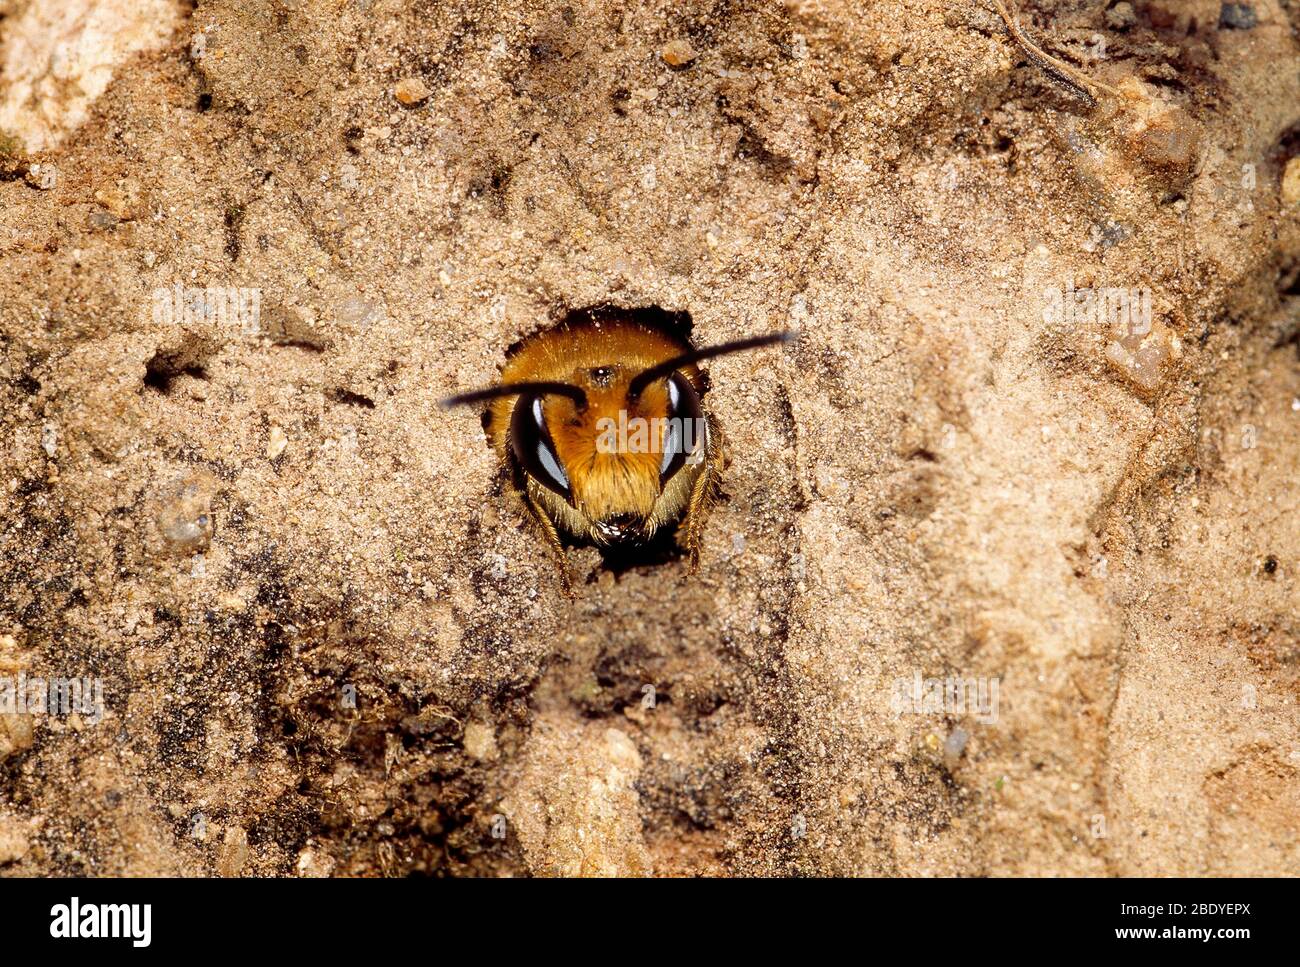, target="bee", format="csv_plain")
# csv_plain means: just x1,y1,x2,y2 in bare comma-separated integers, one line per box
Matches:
441,312,792,581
